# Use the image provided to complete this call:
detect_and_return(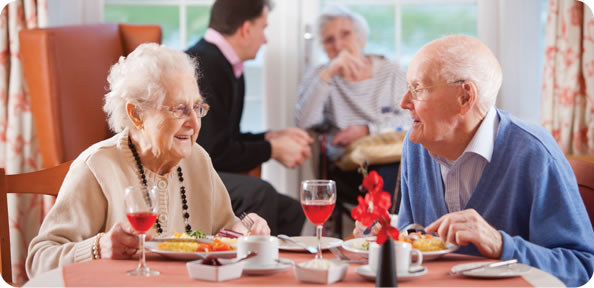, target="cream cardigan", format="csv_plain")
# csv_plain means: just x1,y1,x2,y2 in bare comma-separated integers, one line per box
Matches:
26,129,238,278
